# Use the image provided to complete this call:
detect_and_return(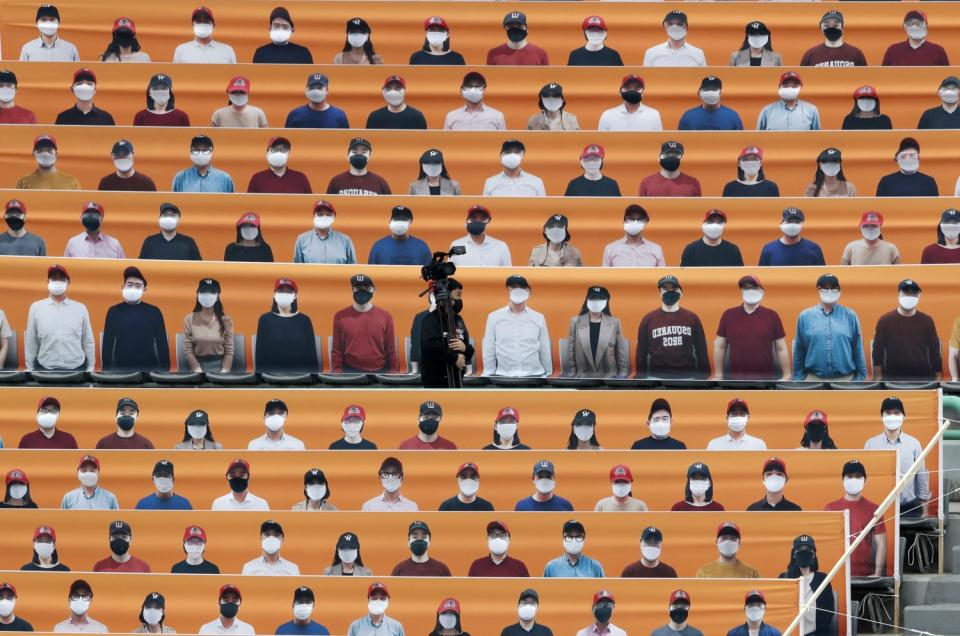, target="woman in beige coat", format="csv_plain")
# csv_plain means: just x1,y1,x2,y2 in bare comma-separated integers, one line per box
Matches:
564,286,629,378
527,83,580,131
529,213,583,267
